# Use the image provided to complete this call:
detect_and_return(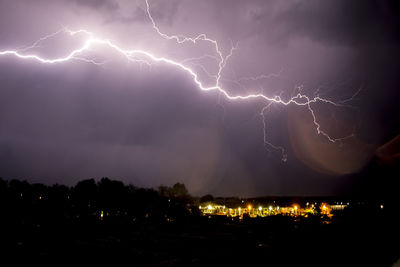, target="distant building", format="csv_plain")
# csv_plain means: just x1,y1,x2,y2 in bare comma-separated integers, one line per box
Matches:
330,204,348,211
